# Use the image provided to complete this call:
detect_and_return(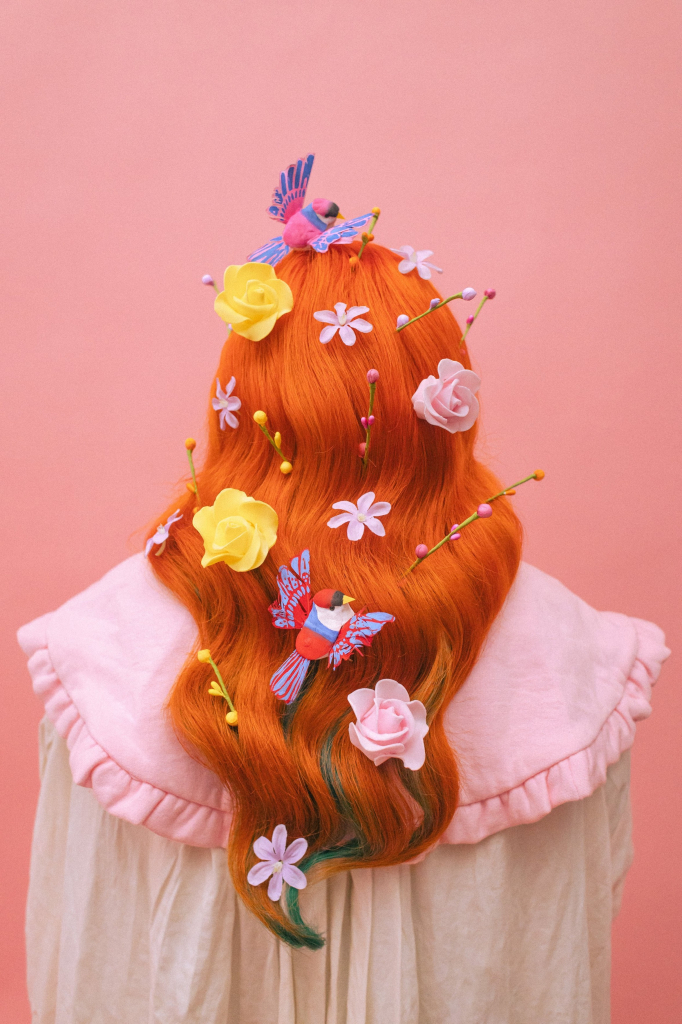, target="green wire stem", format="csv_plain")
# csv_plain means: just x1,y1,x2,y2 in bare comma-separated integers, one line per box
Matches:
356,210,381,261
396,293,465,332
402,472,543,578
186,448,199,501
361,381,377,469
208,654,236,714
